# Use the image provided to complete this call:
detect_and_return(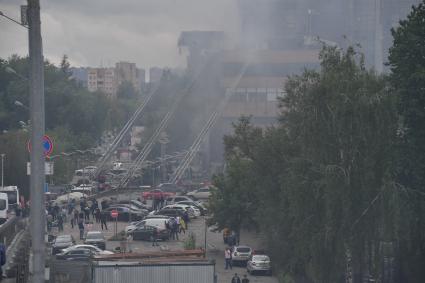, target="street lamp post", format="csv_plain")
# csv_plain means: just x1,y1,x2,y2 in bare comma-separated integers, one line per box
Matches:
1,154,5,188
